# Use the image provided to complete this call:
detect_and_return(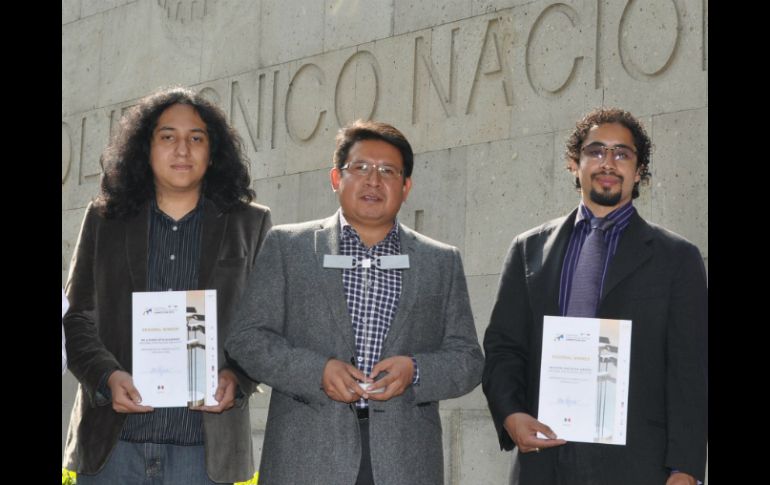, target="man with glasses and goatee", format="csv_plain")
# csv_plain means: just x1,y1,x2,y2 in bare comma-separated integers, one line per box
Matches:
482,108,707,485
